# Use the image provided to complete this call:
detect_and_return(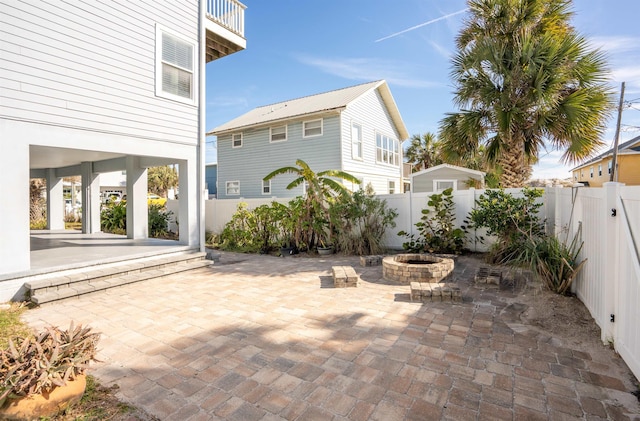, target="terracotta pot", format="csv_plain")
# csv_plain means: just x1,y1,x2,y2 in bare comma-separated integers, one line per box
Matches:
0,374,87,420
